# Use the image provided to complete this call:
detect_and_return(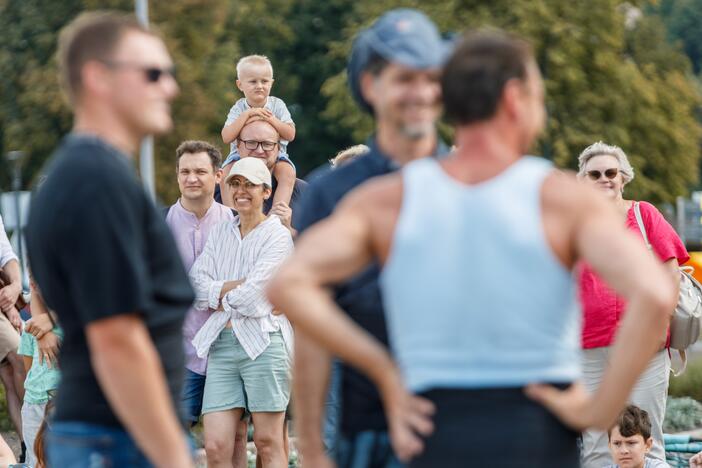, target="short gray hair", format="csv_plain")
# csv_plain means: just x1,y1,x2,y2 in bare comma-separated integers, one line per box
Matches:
577,141,635,185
